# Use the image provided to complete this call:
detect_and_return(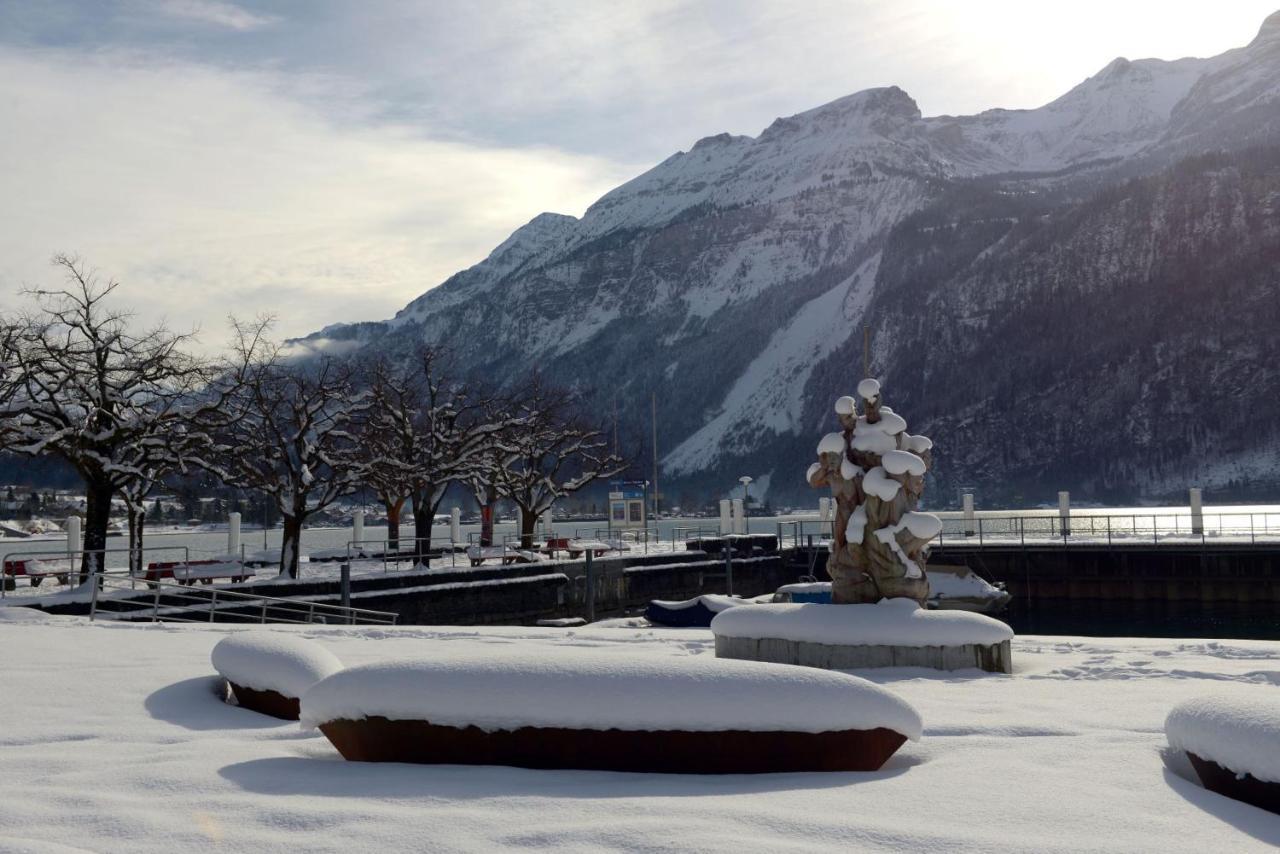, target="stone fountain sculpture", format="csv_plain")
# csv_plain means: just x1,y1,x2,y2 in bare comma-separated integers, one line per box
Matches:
807,379,940,604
